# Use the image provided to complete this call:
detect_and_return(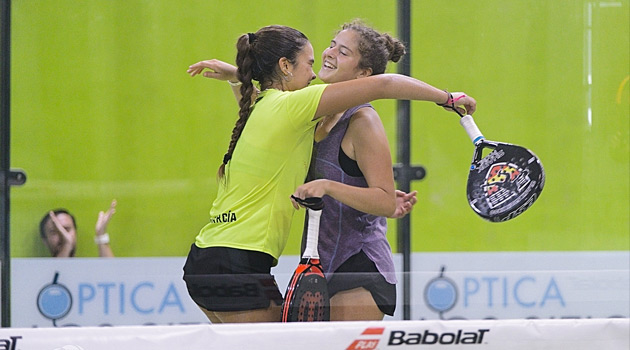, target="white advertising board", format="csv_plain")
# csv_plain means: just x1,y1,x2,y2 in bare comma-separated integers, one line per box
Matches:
9,251,629,327
0,319,628,350
12,257,208,327
405,251,629,320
